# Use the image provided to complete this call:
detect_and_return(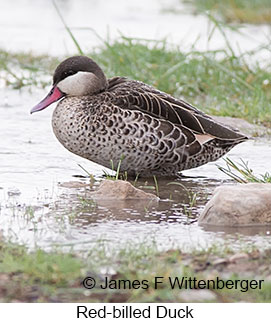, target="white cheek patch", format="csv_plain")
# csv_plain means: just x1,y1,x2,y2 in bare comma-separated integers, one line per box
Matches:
57,71,93,96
